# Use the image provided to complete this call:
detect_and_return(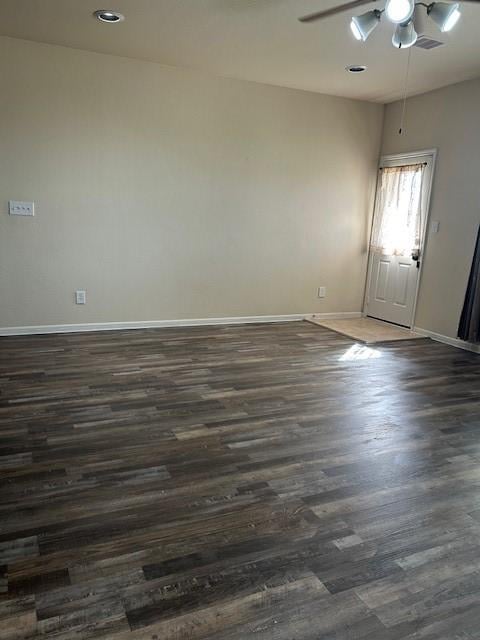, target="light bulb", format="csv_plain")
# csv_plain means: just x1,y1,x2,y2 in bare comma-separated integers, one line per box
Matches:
443,7,461,31
385,0,415,24
350,19,363,40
